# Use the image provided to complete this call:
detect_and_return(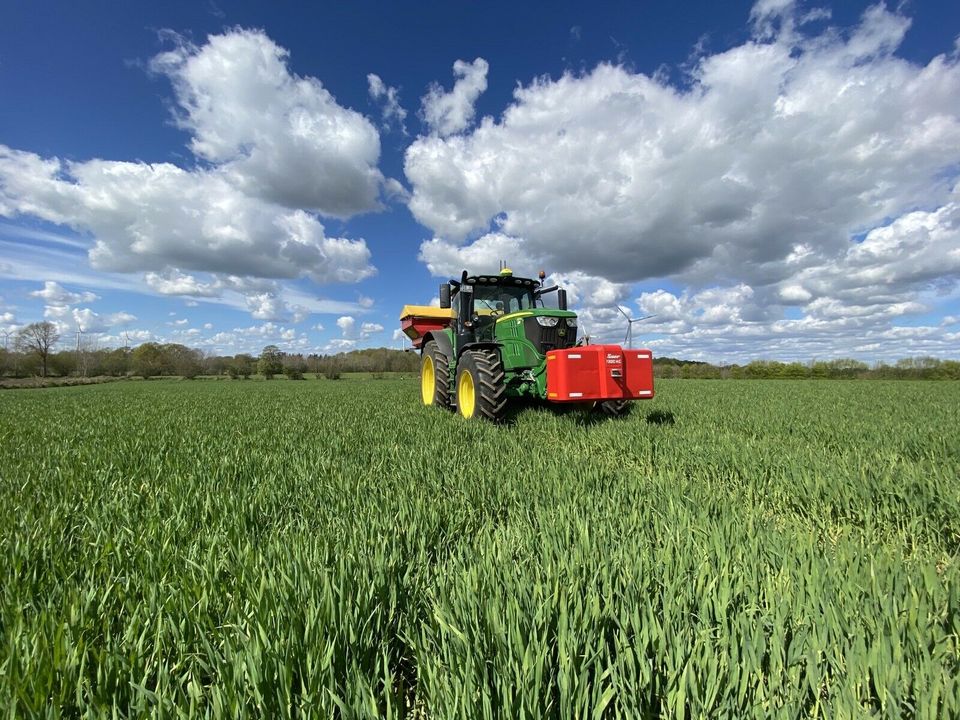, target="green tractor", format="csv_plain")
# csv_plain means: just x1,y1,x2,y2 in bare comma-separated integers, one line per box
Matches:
400,268,654,421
